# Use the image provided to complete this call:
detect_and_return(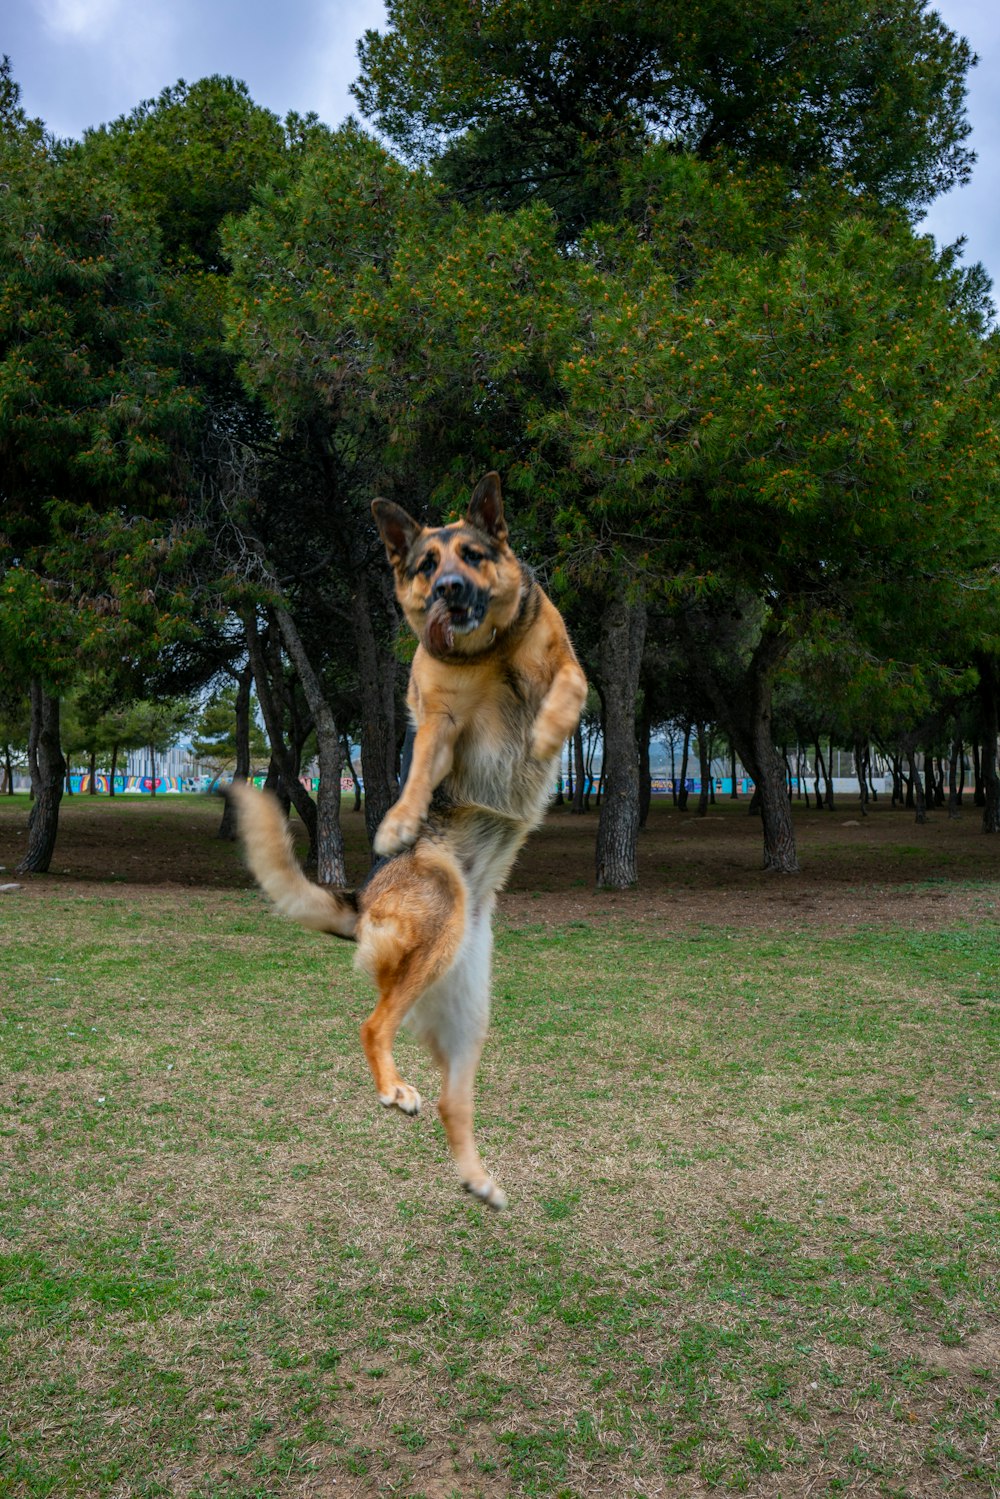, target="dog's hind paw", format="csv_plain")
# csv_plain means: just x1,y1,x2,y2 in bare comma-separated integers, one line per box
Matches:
464,1178,508,1211
379,1084,422,1115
